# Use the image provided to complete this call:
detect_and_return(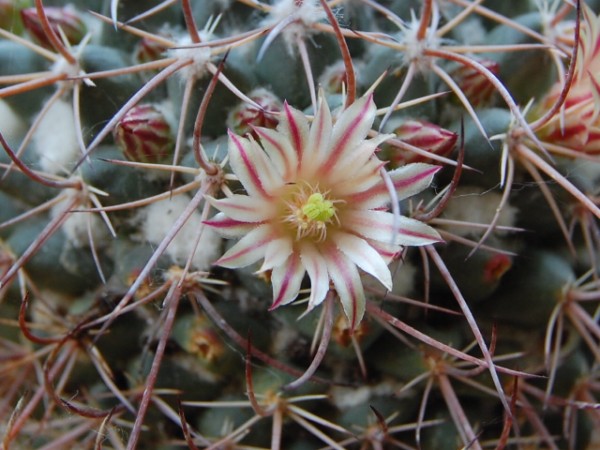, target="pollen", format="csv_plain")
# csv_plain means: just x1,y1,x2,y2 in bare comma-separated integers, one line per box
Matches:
301,193,335,222
282,186,340,242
